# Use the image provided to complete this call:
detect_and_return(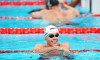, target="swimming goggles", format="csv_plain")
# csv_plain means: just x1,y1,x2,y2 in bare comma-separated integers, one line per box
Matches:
47,33,59,38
